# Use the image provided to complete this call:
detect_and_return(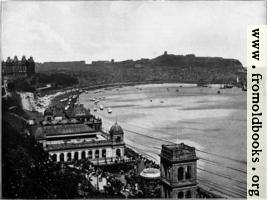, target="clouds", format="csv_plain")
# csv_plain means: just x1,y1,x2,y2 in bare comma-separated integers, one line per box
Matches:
2,1,265,65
